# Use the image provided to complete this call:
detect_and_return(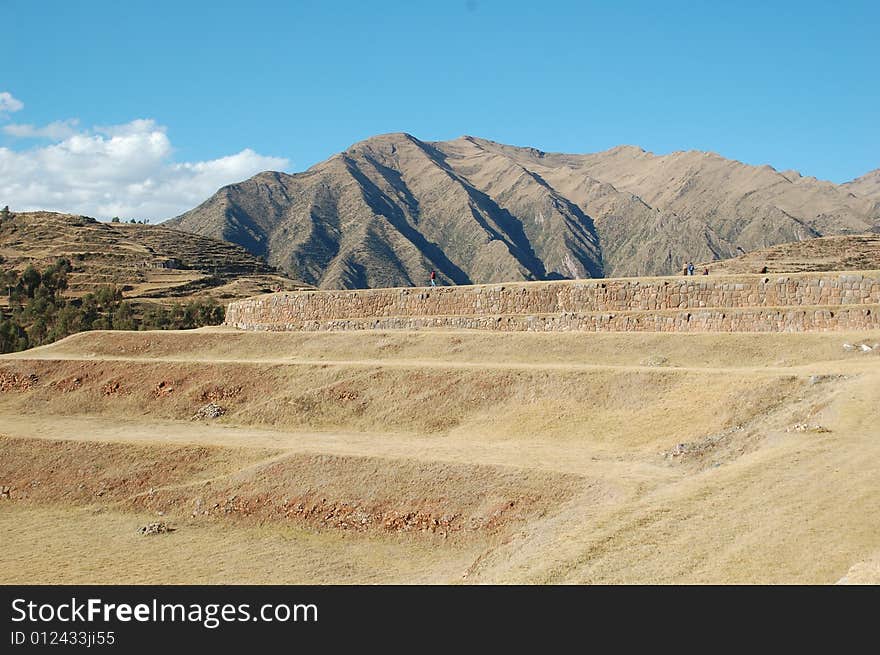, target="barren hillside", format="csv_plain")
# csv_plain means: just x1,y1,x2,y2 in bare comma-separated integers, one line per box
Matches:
845,168,880,199
0,211,309,304
167,133,880,288
702,233,880,274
